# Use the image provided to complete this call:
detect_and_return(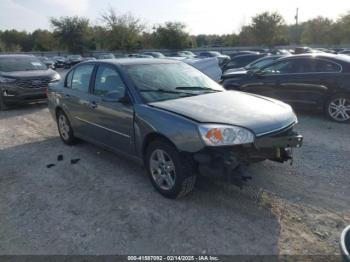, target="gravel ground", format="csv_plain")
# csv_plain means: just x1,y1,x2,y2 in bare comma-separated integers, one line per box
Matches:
0,98,349,255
